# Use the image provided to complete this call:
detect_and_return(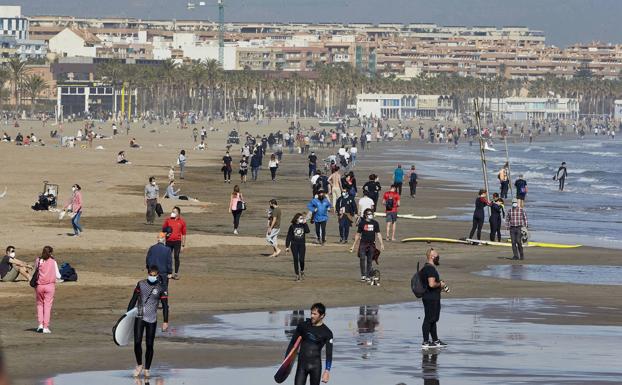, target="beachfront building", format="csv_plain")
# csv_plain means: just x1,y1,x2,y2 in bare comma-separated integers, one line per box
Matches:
356,93,453,119
56,80,137,118
49,28,99,58
0,6,47,63
469,97,579,120
0,5,28,40
615,100,622,121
